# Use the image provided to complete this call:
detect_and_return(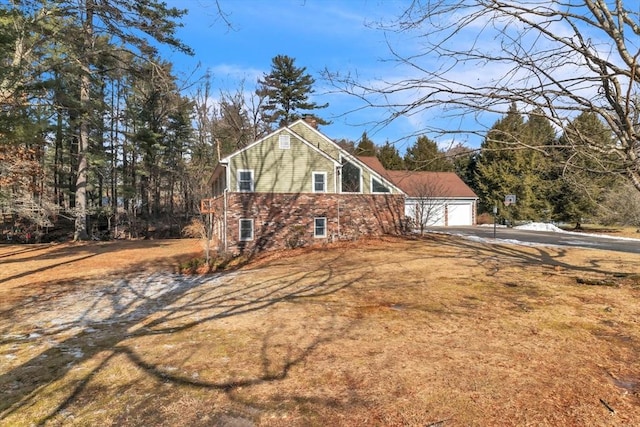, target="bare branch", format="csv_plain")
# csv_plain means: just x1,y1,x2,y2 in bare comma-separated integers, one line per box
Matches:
324,0,640,191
